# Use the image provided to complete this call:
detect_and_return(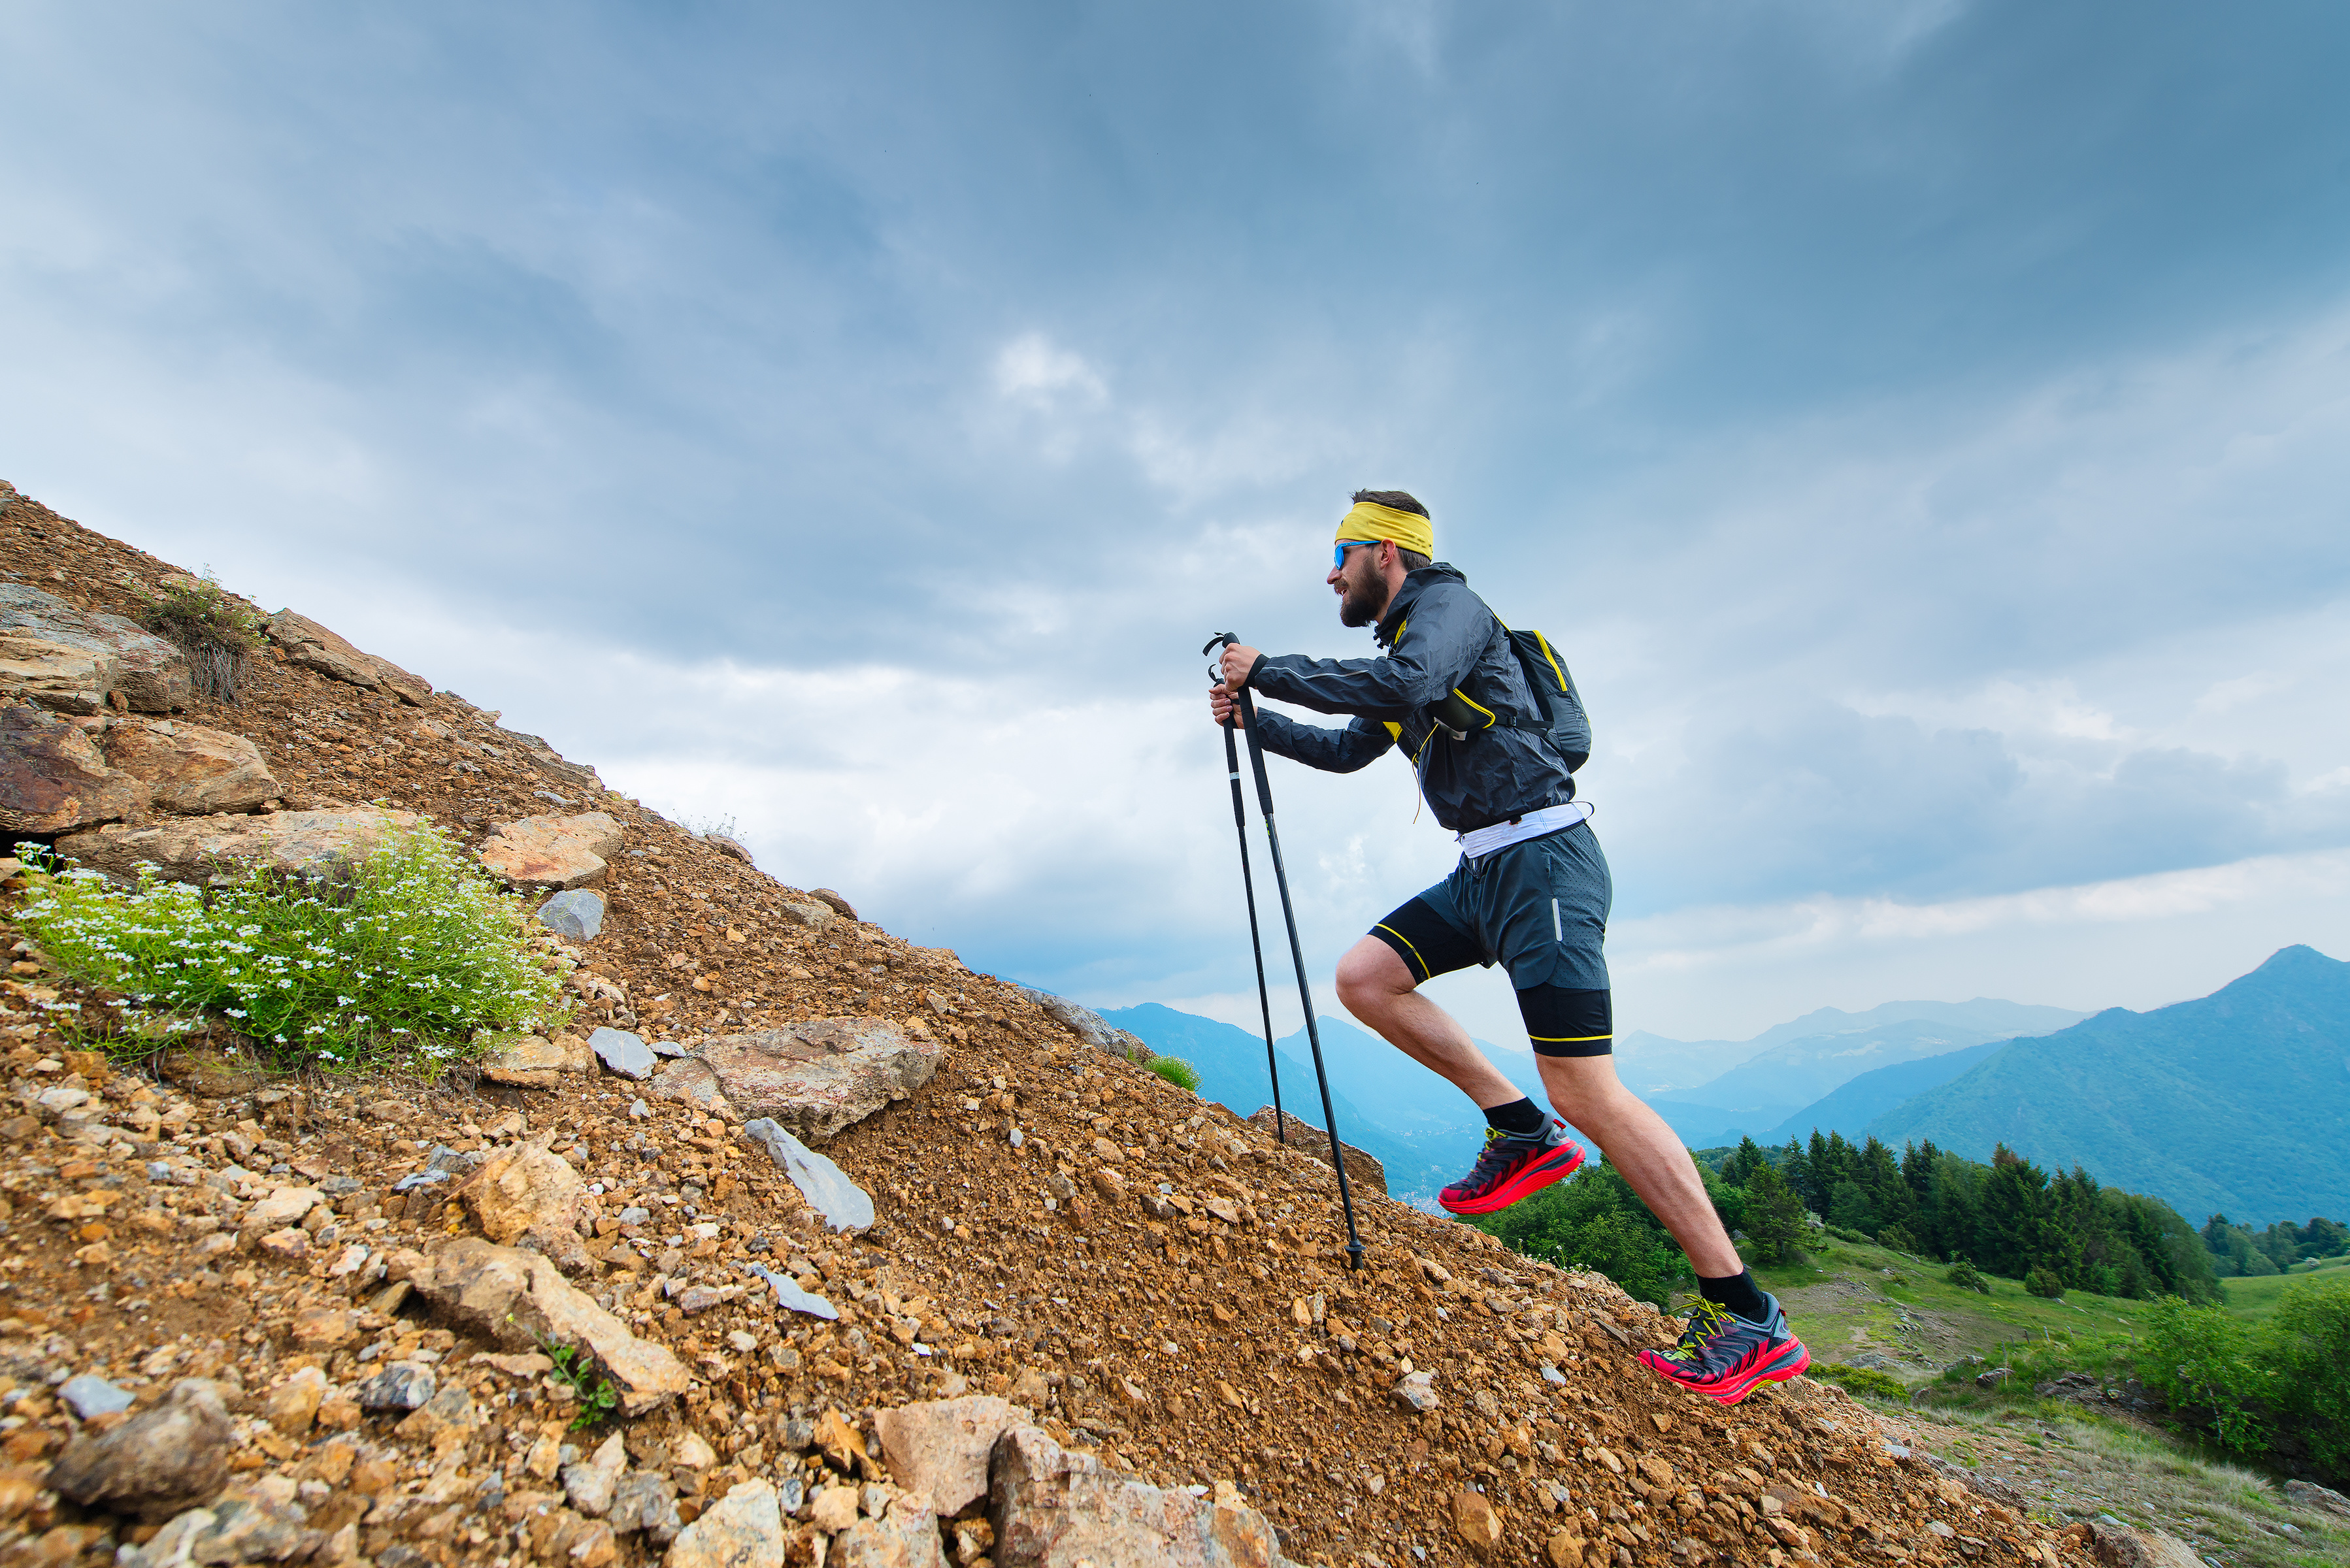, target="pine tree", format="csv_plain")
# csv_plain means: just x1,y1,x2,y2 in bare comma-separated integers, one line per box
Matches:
1744,1160,1810,1266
